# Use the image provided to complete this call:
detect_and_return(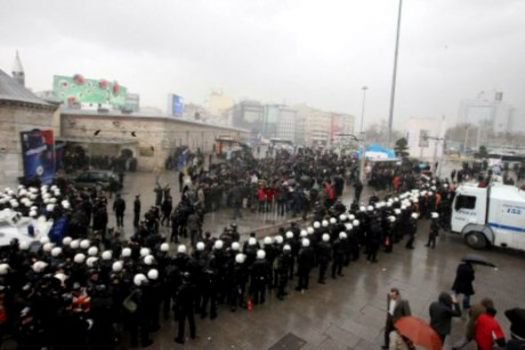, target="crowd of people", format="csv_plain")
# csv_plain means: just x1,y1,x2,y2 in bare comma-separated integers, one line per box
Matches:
0,146,522,350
